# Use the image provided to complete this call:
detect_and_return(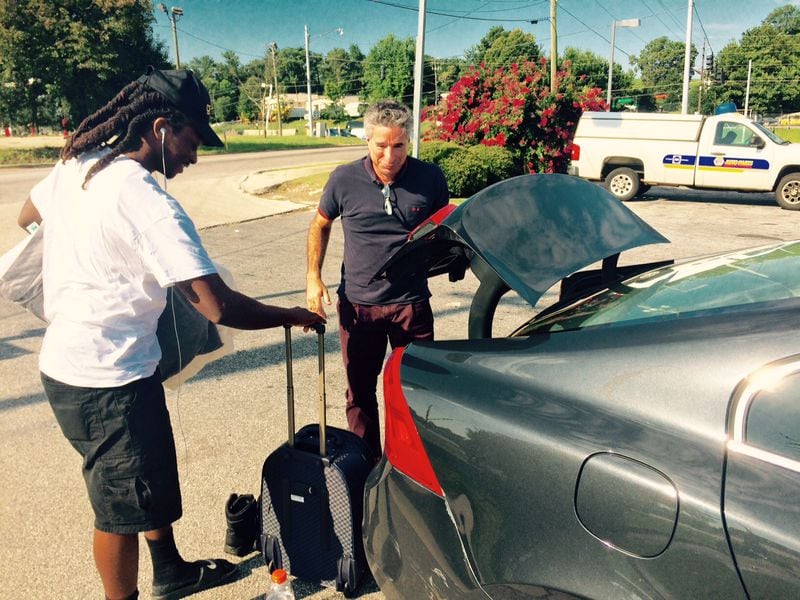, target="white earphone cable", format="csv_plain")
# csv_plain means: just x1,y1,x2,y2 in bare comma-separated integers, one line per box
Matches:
161,127,190,481
160,129,168,191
